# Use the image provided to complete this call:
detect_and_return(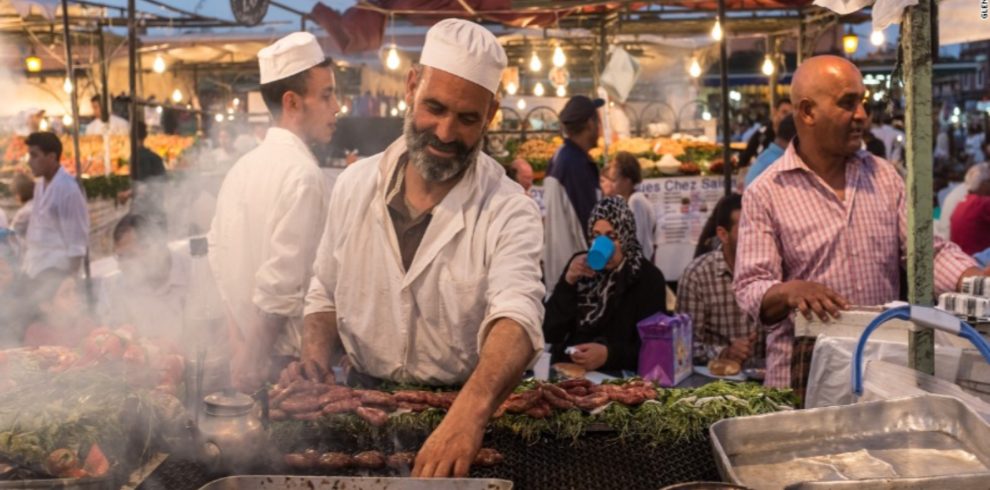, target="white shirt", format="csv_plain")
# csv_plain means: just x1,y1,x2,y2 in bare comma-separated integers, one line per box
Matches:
97,245,190,344
872,125,904,163
85,114,130,136
11,202,31,245
542,177,586,295
208,128,330,356
23,168,89,278
305,137,545,385
627,192,655,261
